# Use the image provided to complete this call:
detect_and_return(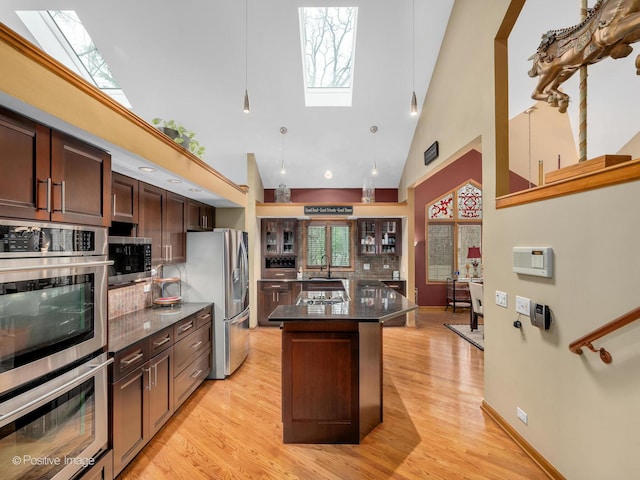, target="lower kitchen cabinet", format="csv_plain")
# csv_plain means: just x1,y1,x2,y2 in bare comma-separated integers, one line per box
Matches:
75,450,113,480
258,281,293,326
110,304,212,477
173,310,212,409
111,346,173,477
